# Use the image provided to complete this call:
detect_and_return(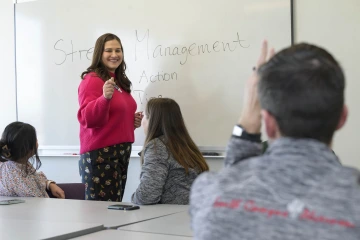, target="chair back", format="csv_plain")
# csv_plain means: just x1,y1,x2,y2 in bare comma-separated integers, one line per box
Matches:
47,183,85,200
